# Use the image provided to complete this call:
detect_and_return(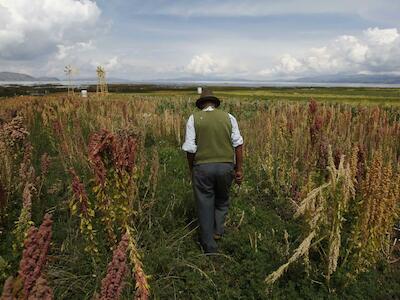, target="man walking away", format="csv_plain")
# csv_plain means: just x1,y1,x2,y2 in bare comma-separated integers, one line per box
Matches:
182,88,244,254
